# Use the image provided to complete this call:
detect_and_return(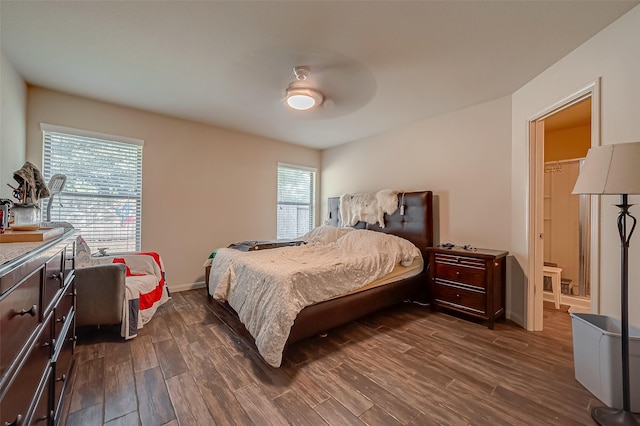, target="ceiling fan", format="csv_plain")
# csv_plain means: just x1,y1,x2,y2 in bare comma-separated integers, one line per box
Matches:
228,47,377,118
284,66,324,111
